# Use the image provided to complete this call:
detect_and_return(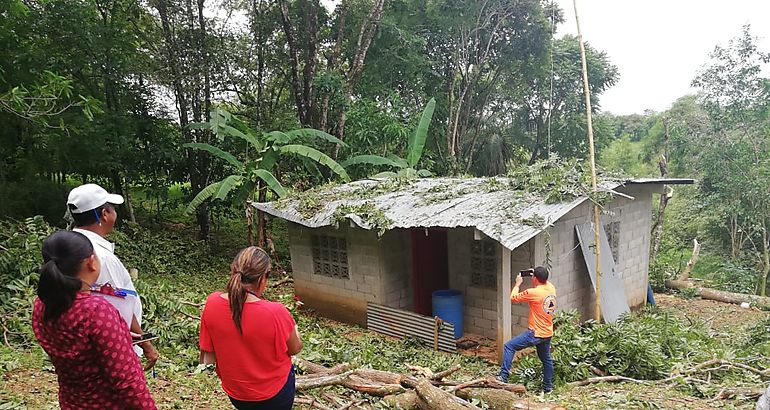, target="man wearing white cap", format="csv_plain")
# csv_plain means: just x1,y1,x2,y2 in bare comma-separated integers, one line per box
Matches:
67,183,159,369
